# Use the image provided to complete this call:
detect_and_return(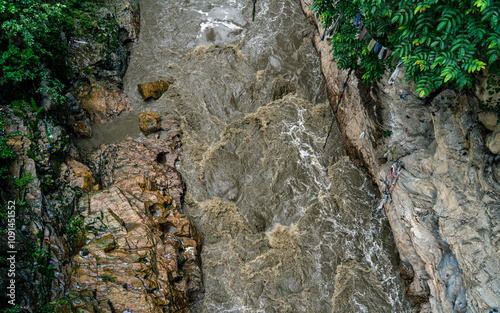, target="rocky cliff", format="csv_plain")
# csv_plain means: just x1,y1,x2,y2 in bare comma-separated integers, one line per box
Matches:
0,0,205,311
301,1,500,312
